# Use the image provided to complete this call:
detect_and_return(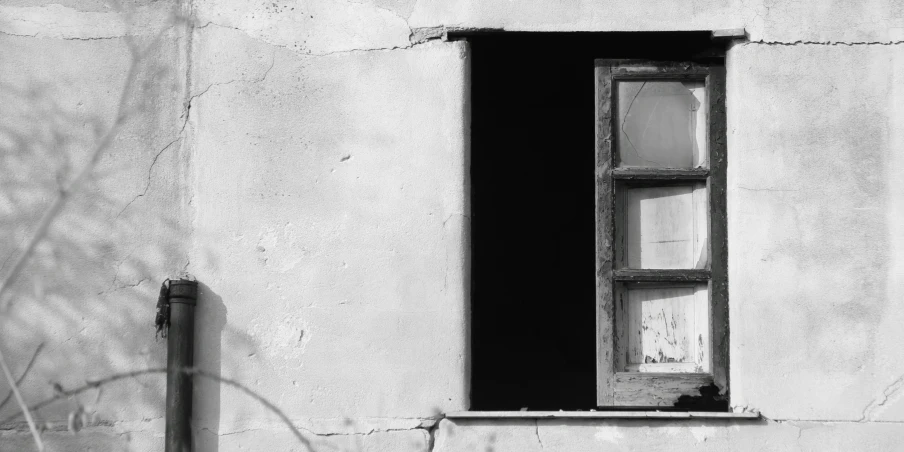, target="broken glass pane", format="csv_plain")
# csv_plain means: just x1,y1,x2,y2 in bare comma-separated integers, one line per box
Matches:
616,81,707,168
